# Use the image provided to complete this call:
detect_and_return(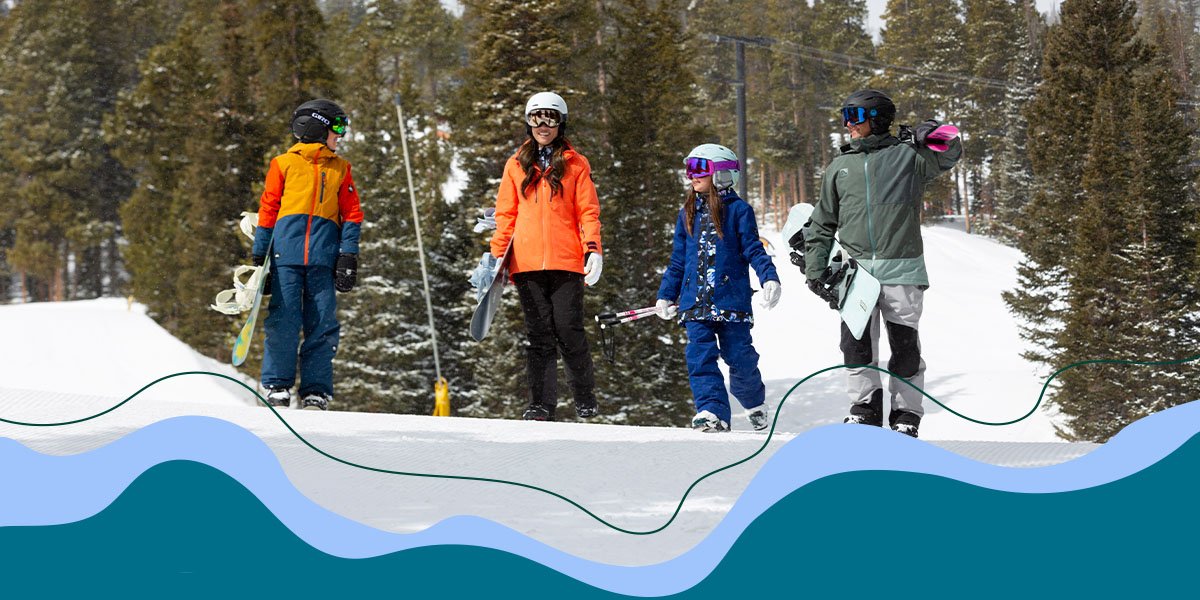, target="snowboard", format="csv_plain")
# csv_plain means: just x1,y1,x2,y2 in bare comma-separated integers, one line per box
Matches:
232,250,271,366
781,203,881,340
469,238,514,342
